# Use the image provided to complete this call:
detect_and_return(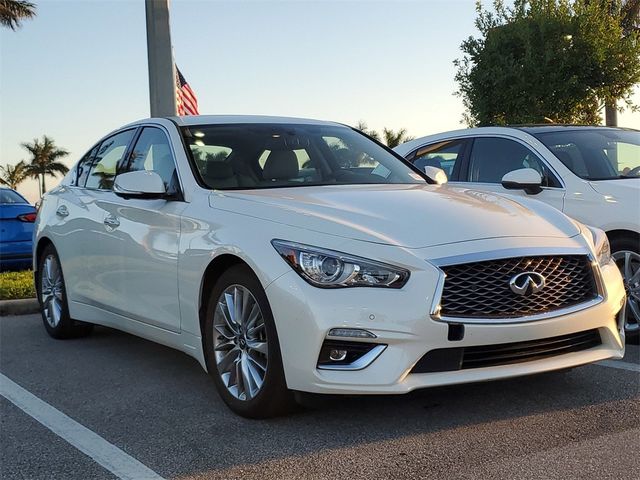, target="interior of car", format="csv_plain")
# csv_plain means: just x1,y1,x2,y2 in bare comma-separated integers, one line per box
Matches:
184,124,425,190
